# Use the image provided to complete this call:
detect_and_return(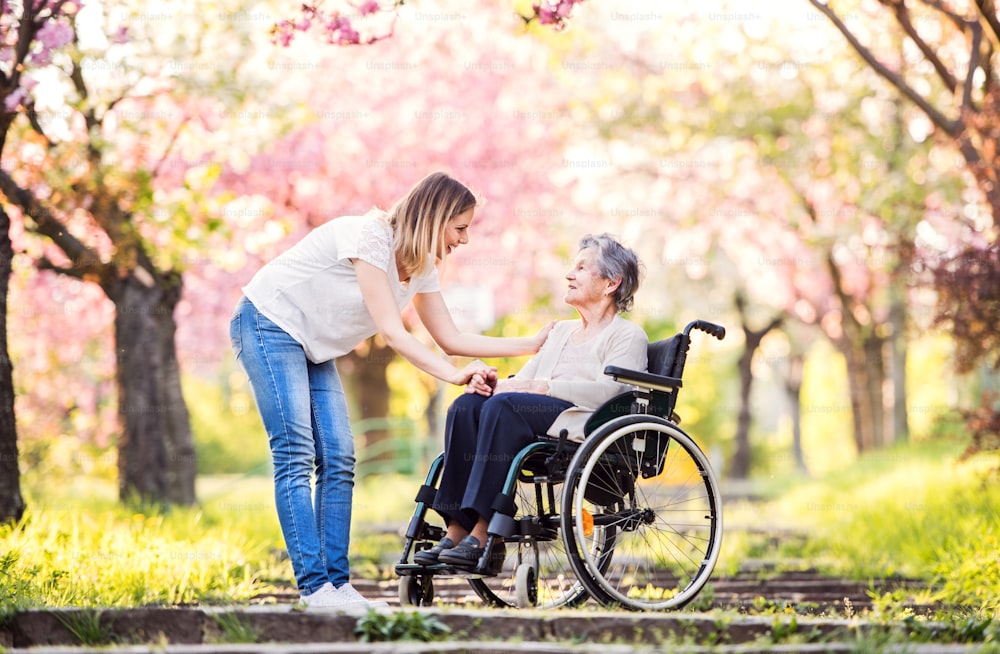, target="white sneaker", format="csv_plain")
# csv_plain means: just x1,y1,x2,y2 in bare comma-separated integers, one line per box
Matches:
297,582,368,612
337,582,390,609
